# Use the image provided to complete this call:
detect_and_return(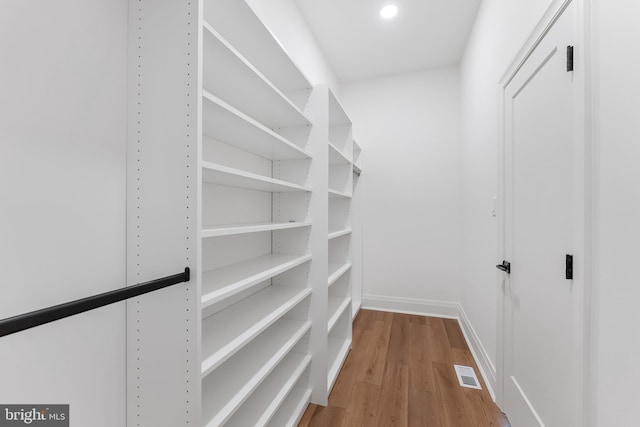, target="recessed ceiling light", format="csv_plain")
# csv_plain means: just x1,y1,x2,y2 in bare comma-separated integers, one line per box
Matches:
380,4,398,19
